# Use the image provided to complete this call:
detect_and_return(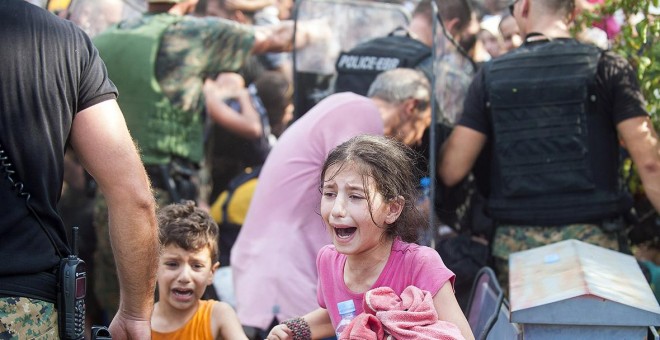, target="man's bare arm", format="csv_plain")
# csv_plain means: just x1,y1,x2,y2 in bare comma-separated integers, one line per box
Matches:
438,126,488,187
618,116,660,211
224,0,275,12
251,19,332,54
69,99,158,338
